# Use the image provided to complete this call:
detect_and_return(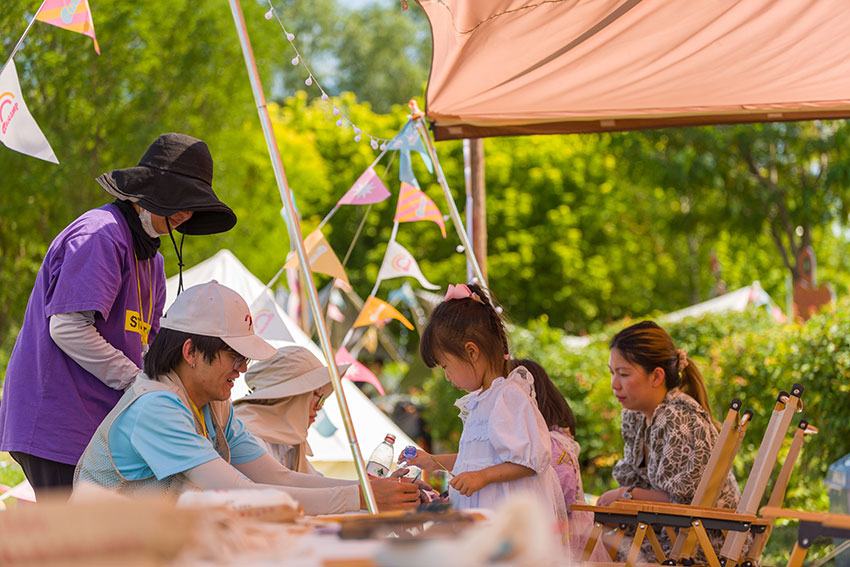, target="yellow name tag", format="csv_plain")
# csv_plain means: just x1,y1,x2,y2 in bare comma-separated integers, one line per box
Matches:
125,310,151,345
